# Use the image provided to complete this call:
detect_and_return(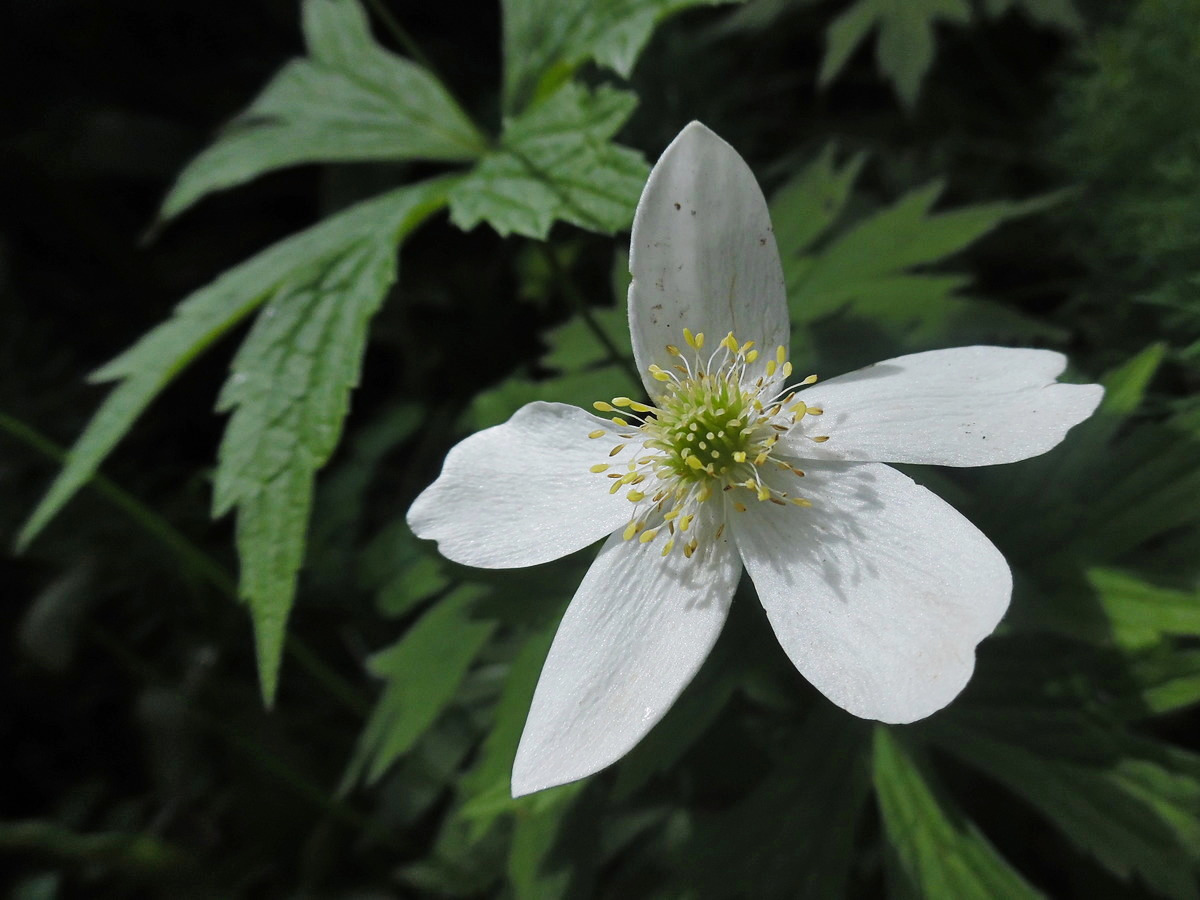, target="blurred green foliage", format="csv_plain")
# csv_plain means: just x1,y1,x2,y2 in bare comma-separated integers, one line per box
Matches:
3,0,1200,896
